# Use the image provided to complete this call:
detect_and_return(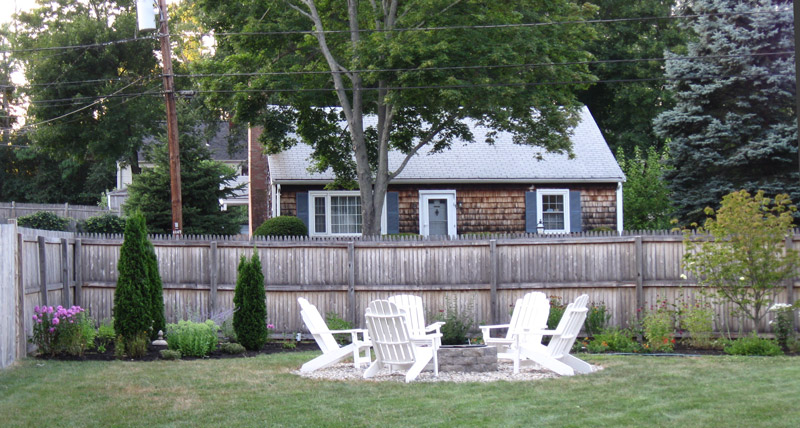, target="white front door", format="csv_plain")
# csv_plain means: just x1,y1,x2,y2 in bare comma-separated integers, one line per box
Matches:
419,190,457,236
